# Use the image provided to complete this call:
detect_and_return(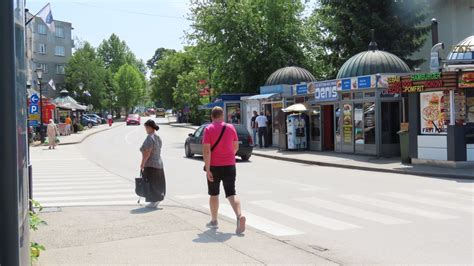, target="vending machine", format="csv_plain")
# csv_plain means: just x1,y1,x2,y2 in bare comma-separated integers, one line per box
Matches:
287,114,307,150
